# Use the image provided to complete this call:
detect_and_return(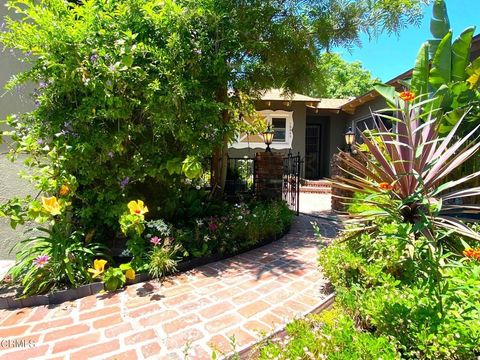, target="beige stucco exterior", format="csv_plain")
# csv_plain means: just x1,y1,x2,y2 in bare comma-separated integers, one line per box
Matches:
228,100,349,178
0,5,36,259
